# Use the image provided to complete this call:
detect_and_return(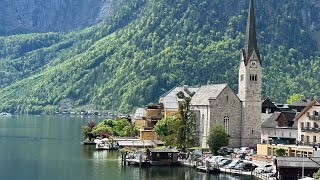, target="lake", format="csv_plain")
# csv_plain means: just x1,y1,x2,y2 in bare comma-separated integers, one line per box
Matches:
0,115,248,180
